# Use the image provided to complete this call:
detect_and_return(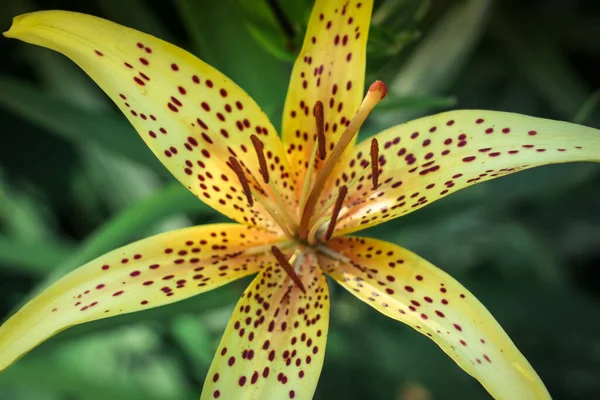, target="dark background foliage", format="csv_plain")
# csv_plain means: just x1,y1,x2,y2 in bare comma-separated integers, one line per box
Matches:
0,0,599,399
